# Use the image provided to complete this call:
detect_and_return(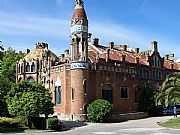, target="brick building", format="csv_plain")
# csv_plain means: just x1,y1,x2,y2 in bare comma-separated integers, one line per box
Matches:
16,0,180,121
